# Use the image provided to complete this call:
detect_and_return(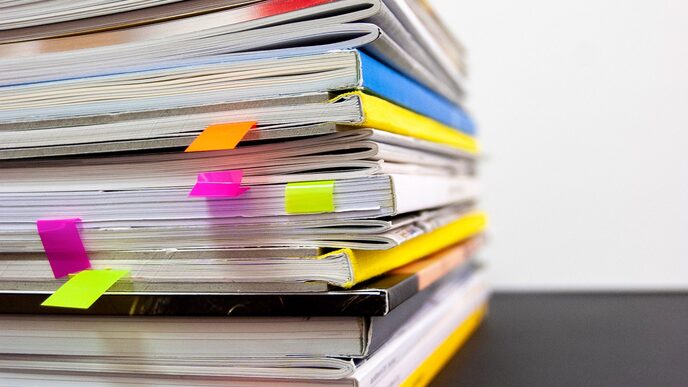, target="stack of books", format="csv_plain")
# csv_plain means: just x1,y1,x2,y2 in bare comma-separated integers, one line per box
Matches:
0,1,488,385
